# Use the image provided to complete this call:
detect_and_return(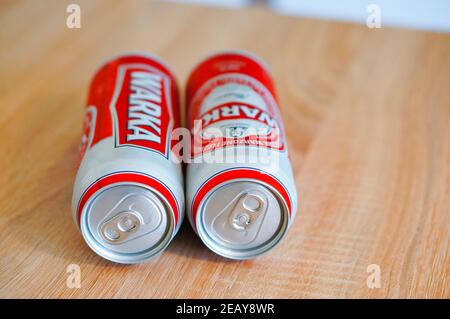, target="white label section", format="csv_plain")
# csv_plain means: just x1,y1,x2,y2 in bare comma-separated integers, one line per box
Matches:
199,82,269,115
